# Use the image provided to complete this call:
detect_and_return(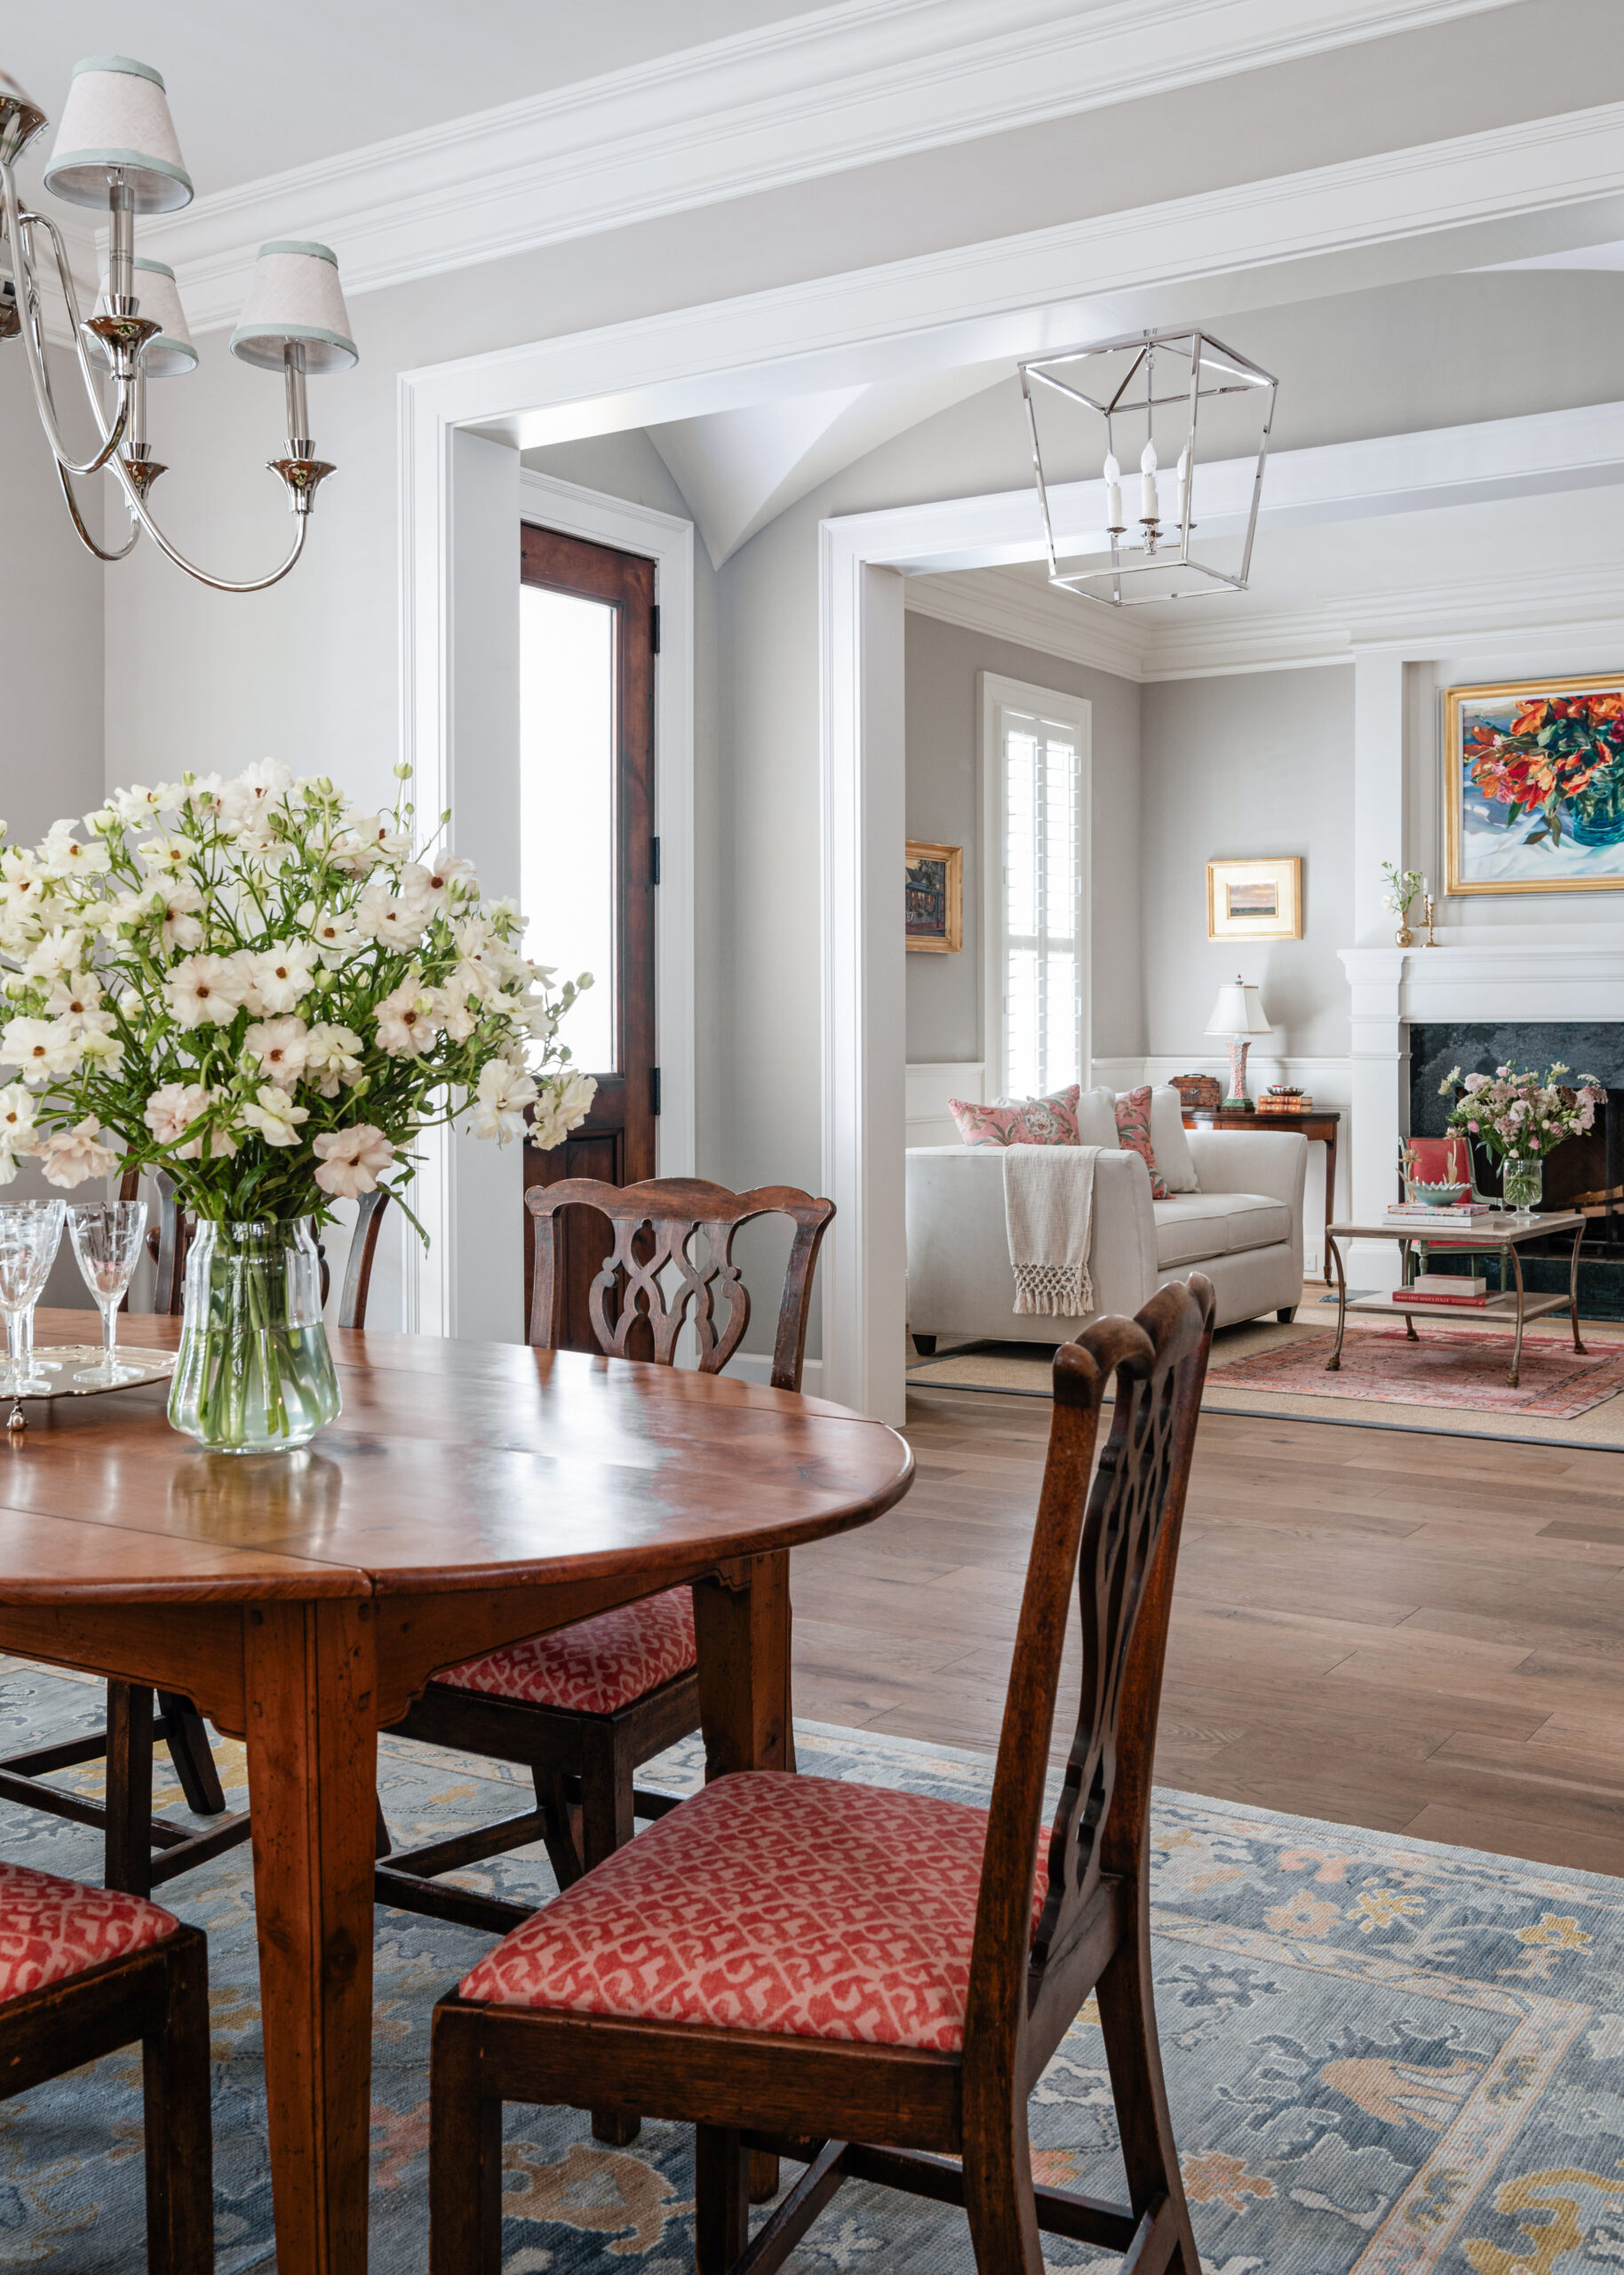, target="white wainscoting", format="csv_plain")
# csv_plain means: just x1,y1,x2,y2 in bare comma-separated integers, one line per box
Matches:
907,1061,985,1149
1095,1054,1353,1276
